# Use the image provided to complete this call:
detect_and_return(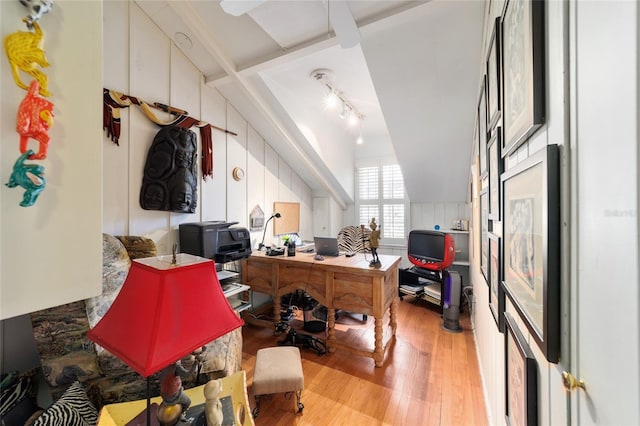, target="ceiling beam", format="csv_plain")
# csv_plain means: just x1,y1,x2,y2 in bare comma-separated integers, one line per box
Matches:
227,0,429,78
165,0,351,209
